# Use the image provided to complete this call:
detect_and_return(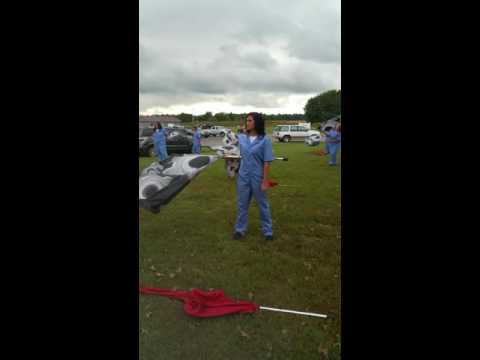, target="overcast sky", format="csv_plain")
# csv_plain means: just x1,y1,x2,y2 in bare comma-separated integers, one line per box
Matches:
139,0,340,115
